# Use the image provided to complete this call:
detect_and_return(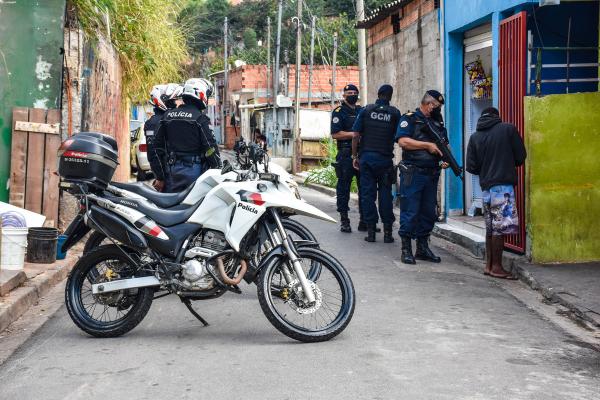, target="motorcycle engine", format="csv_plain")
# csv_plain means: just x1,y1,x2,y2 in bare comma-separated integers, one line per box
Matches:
178,230,229,291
